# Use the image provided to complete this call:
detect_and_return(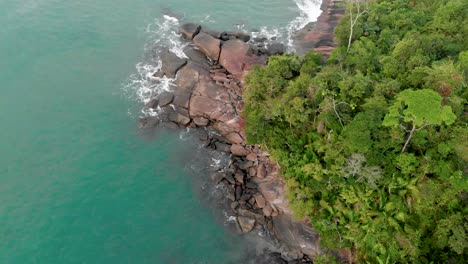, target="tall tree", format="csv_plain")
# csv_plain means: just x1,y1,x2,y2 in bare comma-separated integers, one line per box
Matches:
345,0,370,53
383,89,457,152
